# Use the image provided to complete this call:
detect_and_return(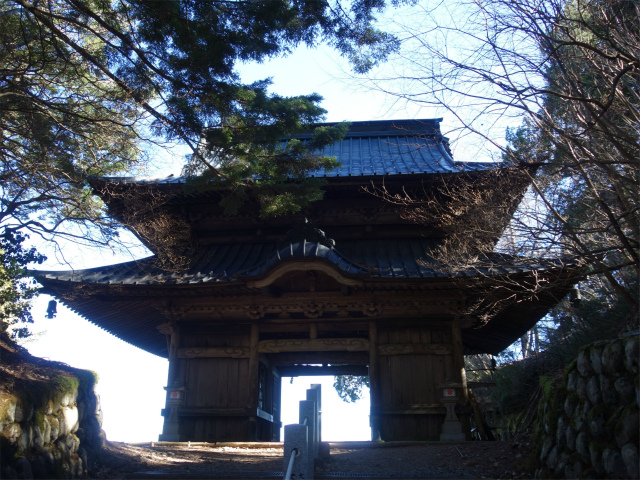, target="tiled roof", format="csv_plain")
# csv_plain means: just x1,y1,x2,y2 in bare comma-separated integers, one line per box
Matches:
32,239,577,357
305,135,490,177
33,239,566,286
97,119,495,186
